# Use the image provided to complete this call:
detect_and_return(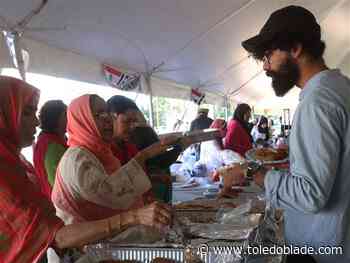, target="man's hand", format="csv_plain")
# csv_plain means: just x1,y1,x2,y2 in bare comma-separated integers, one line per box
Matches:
220,164,245,190
253,166,268,187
